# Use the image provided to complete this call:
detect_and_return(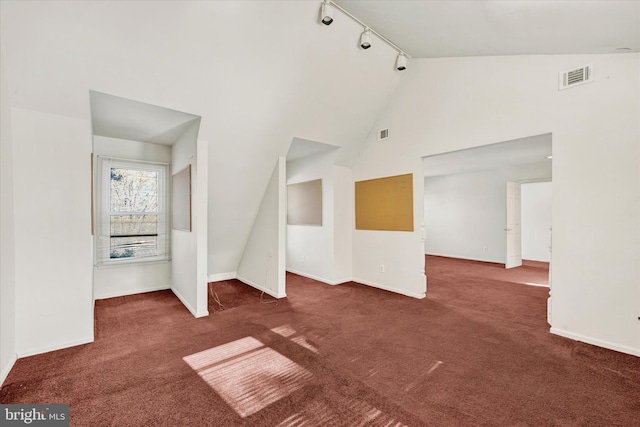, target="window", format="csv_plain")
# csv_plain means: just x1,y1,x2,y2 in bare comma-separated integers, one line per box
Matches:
96,157,169,265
